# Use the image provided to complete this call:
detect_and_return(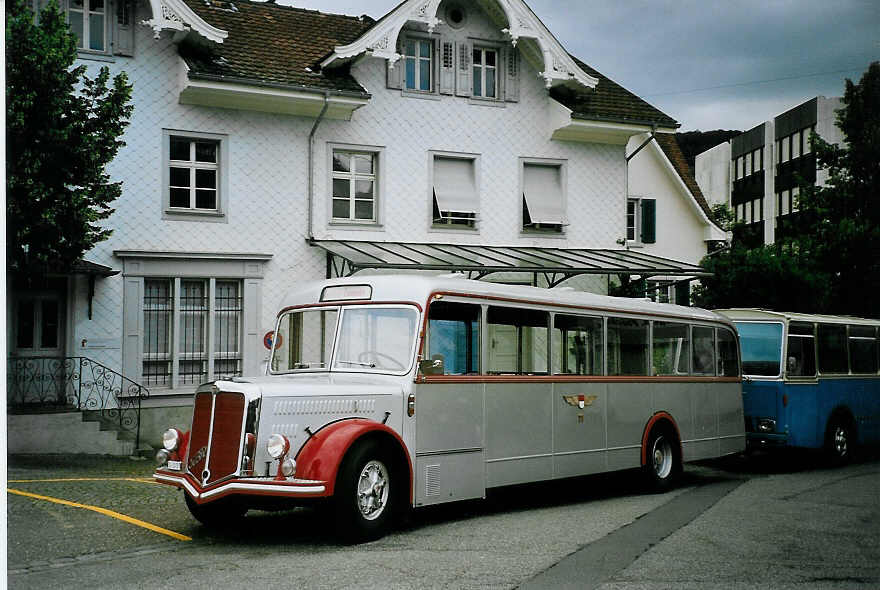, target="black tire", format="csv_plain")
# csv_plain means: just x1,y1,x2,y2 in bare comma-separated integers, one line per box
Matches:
184,493,247,528
643,426,682,492
825,414,856,466
333,440,398,543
